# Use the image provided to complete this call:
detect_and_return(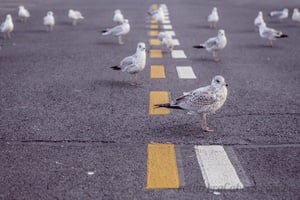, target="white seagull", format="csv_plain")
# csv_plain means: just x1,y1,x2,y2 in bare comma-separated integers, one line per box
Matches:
110,42,146,85
102,19,130,45
269,8,289,21
113,9,124,24
155,75,228,132
68,9,84,26
254,11,265,32
158,32,173,52
18,5,30,22
208,7,219,28
292,8,300,24
43,11,55,31
149,7,165,25
193,29,227,61
1,14,14,39
258,22,288,46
